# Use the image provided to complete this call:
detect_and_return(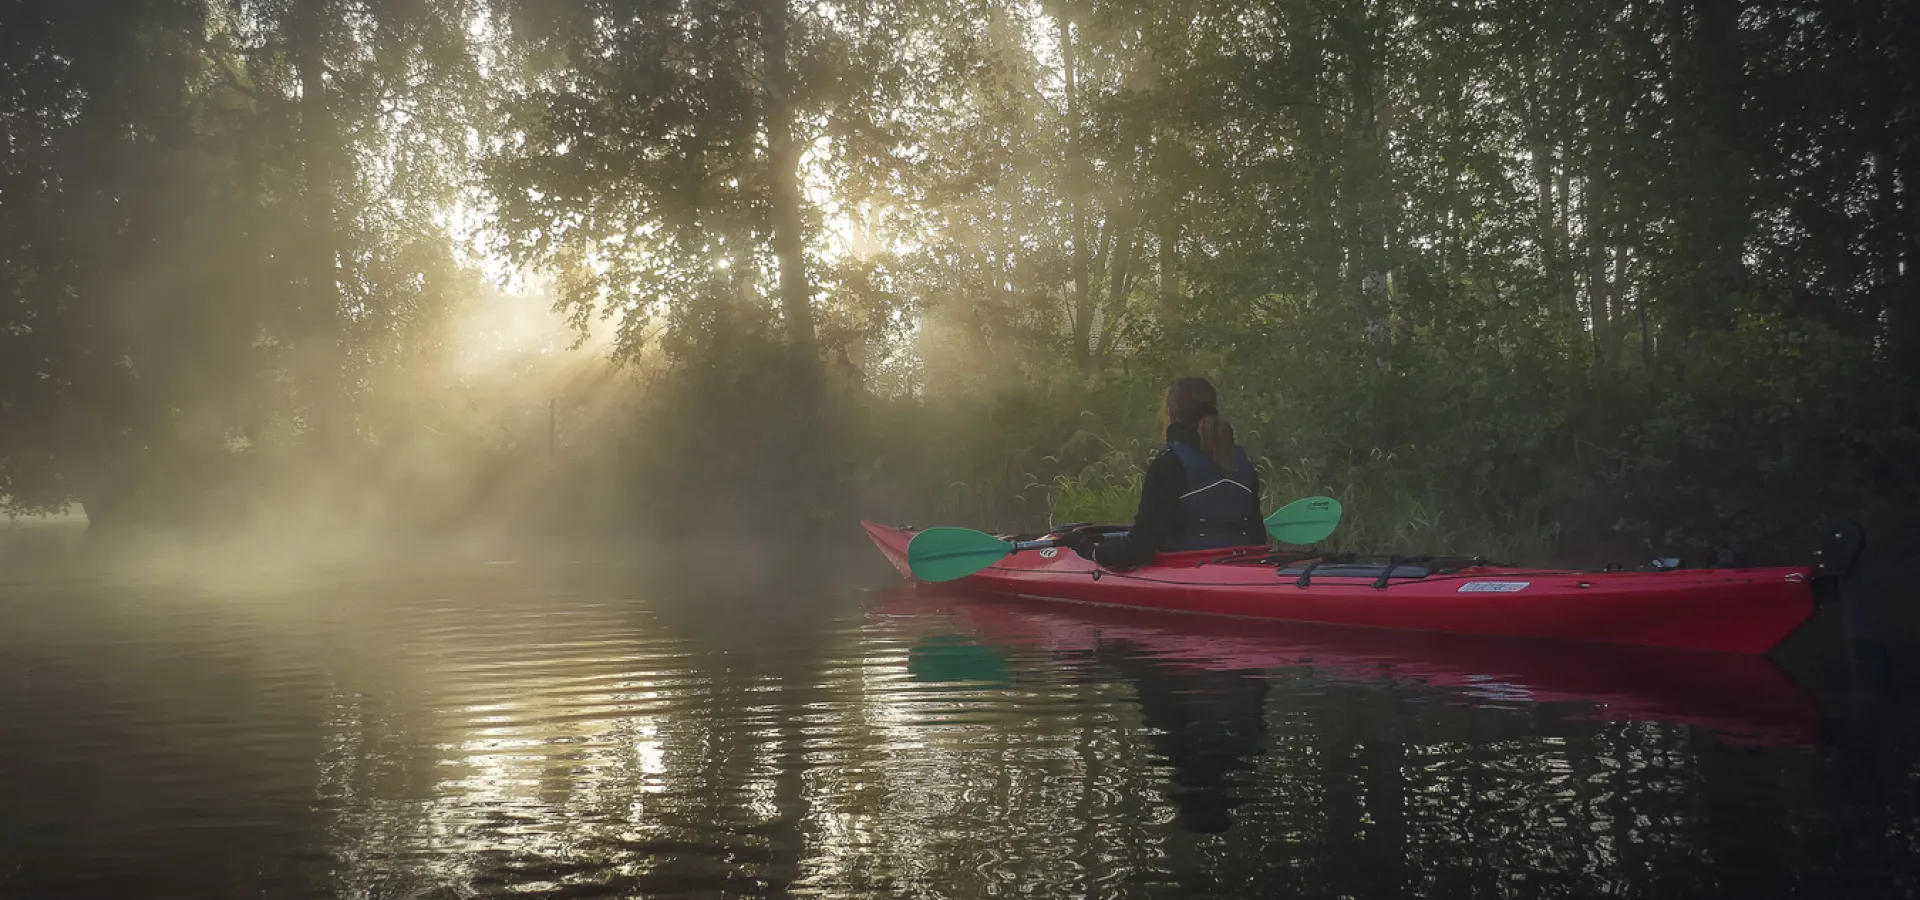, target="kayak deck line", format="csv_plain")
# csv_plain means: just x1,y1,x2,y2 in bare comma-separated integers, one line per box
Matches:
860,519,1831,655
988,562,1809,591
